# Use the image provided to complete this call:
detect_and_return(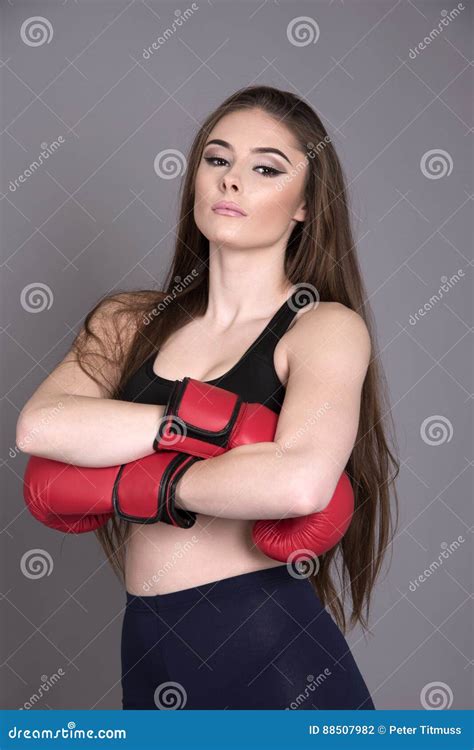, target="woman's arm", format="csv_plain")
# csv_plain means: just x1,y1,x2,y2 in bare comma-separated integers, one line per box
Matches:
16,294,164,467
17,395,164,466
174,303,371,520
